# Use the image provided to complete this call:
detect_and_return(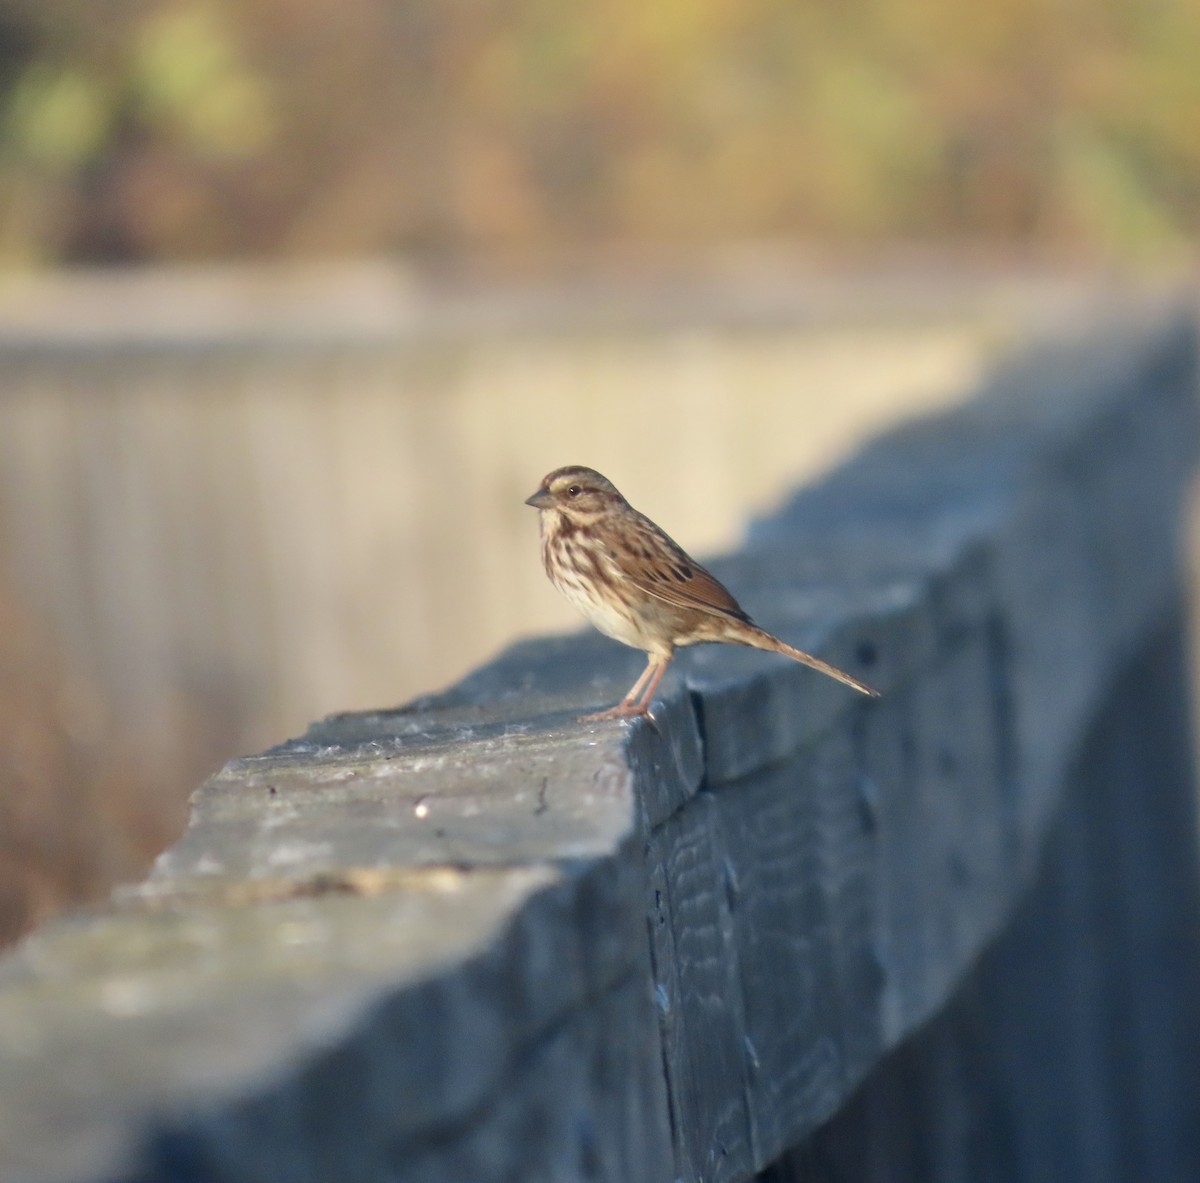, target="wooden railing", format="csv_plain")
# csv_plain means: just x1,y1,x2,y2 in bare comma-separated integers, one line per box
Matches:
0,309,1197,1183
